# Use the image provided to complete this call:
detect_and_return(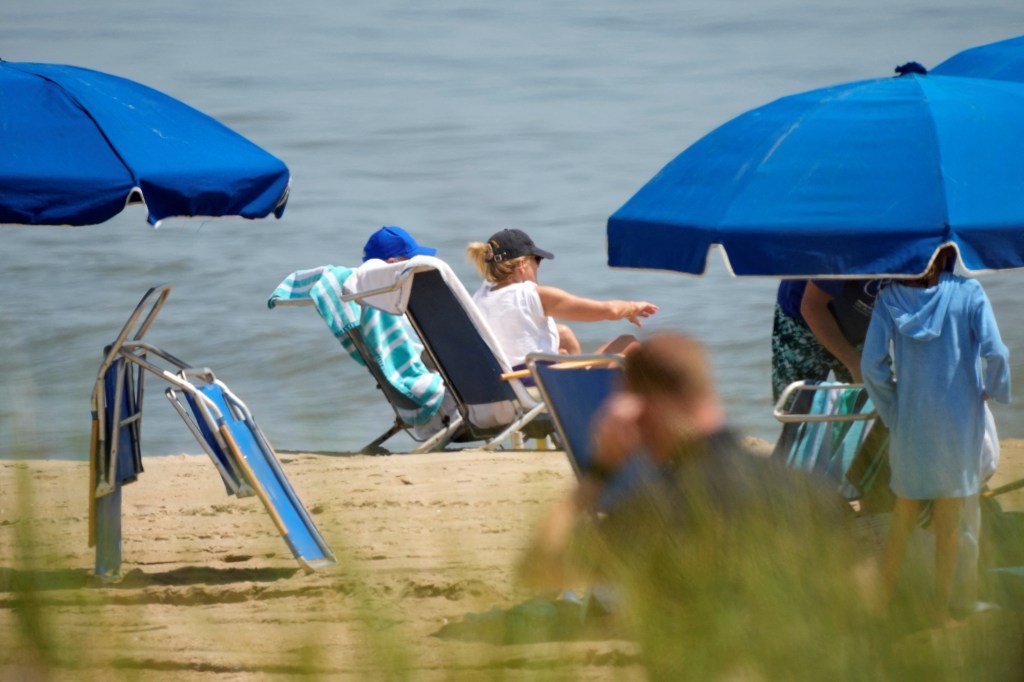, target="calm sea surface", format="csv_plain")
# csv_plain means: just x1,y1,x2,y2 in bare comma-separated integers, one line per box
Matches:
3,0,1023,458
